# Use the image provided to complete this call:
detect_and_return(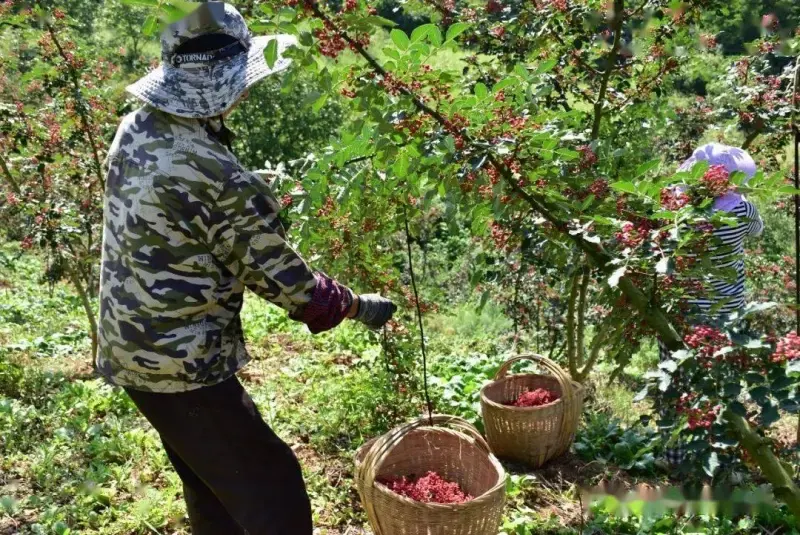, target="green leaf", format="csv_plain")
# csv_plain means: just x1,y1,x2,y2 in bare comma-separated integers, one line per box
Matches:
611,181,636,194
390,29,410,50
608,266,626,288
142,14,159,36
535,58,558,74
428,26,443,46
556,149,579,161
383,47,401,60
474,82,488,99
749,385,770,403
761,403,780,426
655,256,670,274
161,0,200,21
445,22,470,41
703,451,720,477
729,401,747,416
411,23,435,43
635,158,661,178
493,77,518,91
301,90,322,108
365,15,397,27
265,38,279,69
121,0,158,5
477,289,490,312
312,93,328,112
778,185,800,195
723,382,742,397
